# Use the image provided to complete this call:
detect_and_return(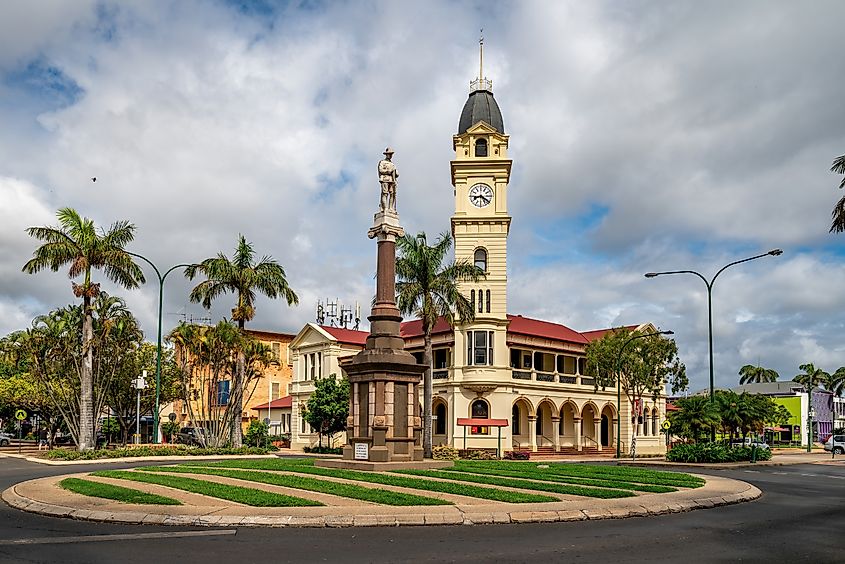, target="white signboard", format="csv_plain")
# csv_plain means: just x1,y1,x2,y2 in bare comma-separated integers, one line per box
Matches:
354,442,369,461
